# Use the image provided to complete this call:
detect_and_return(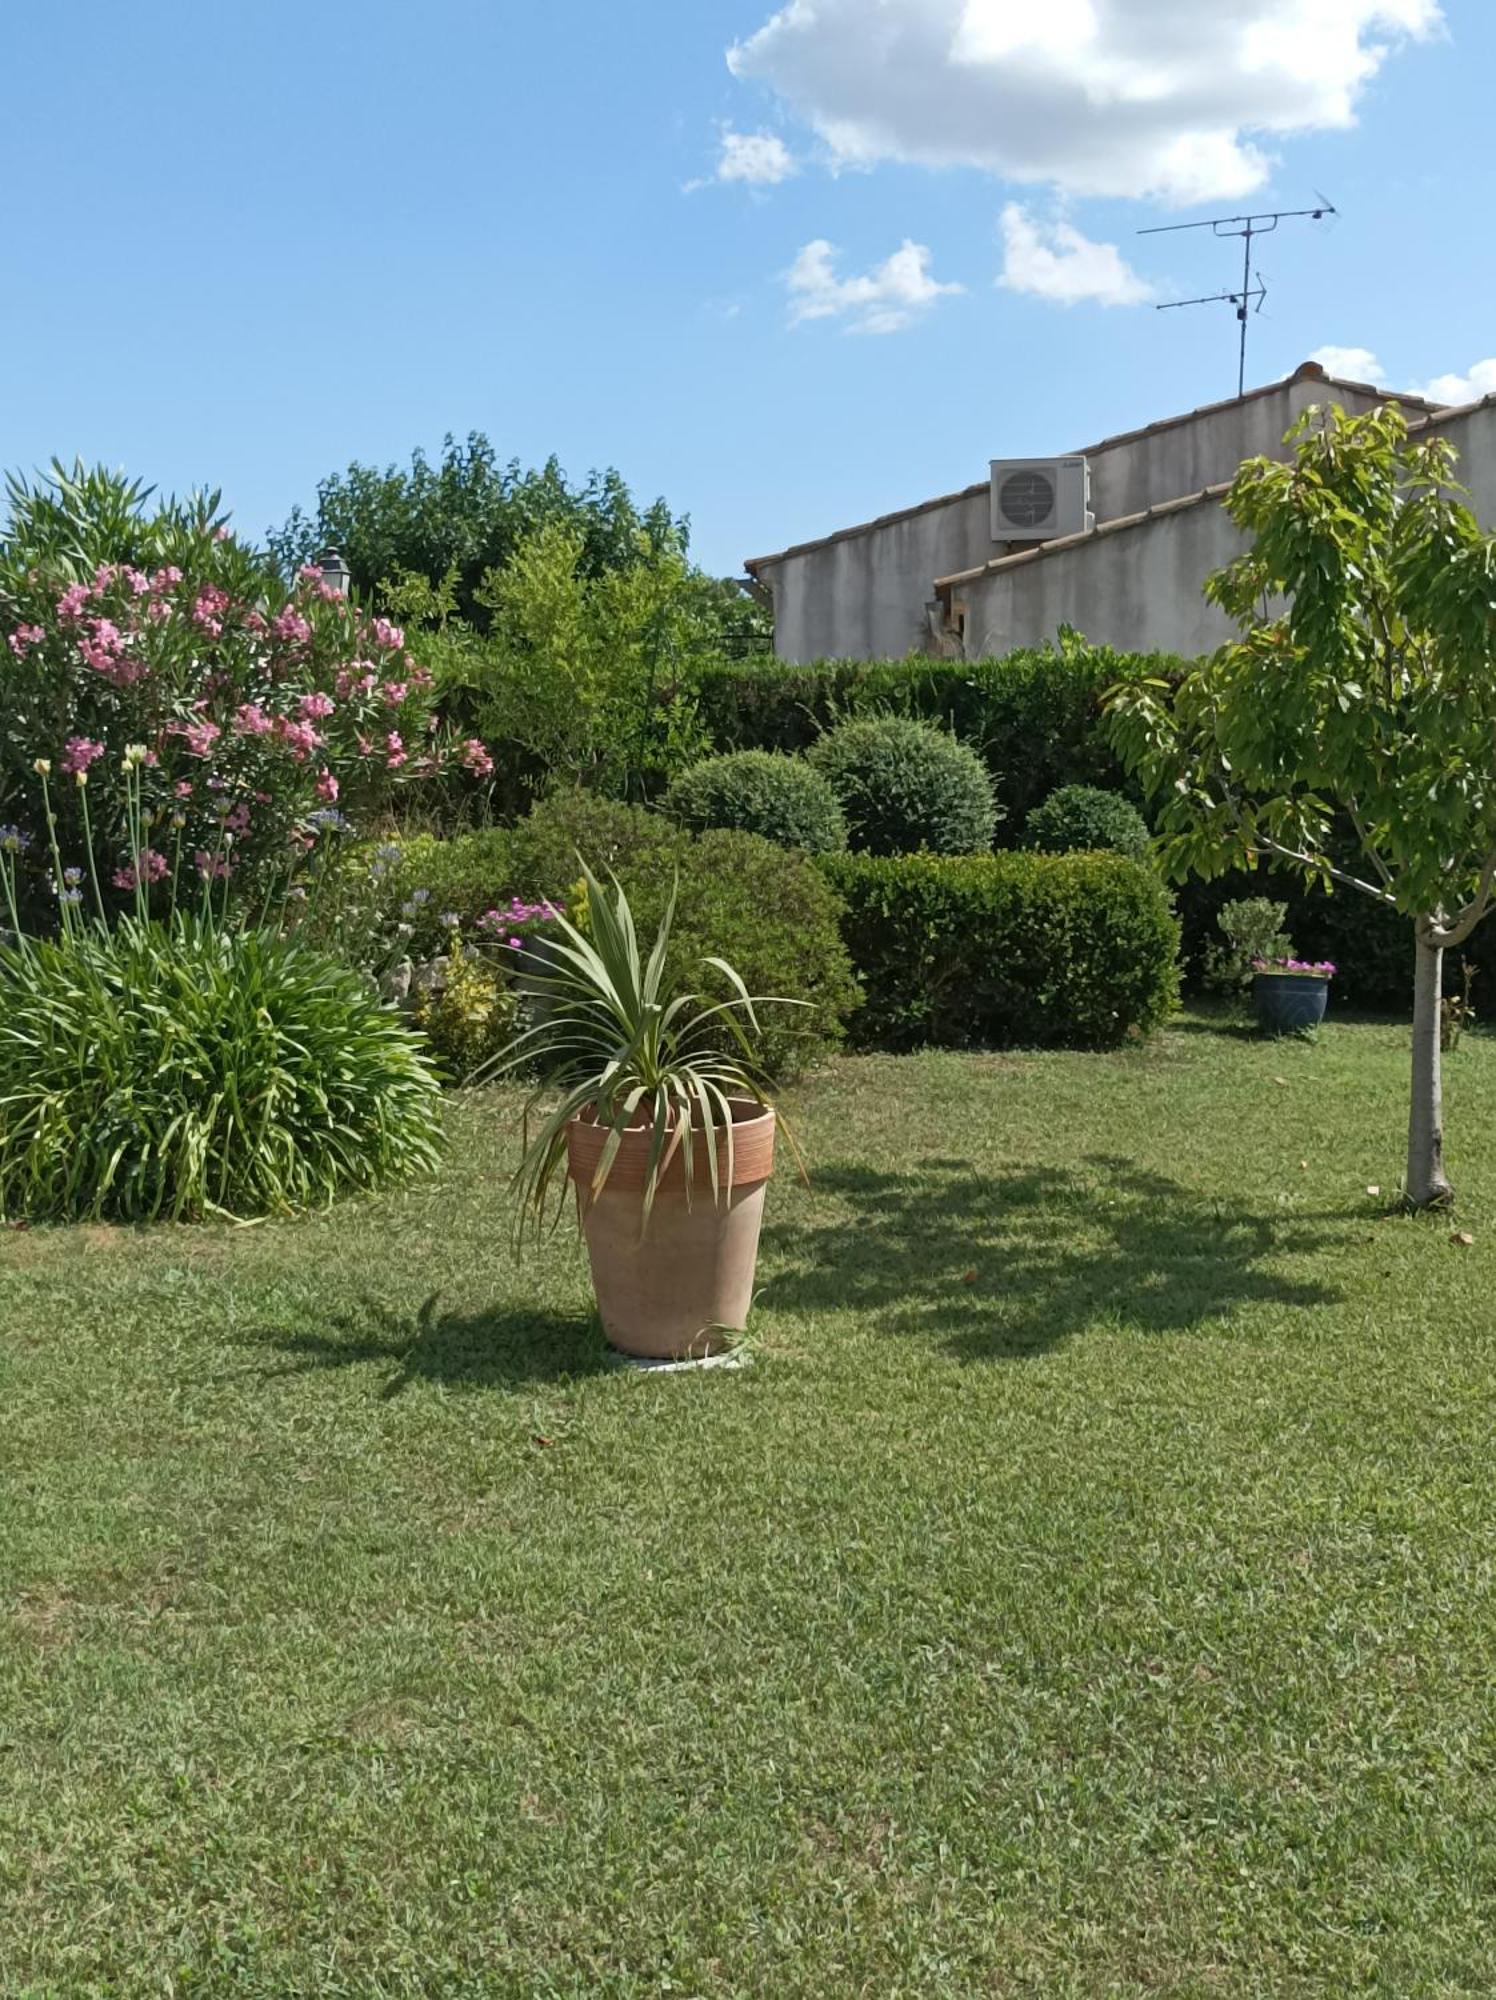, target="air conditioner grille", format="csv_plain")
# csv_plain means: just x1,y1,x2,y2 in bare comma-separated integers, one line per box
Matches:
998,469,1055,529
